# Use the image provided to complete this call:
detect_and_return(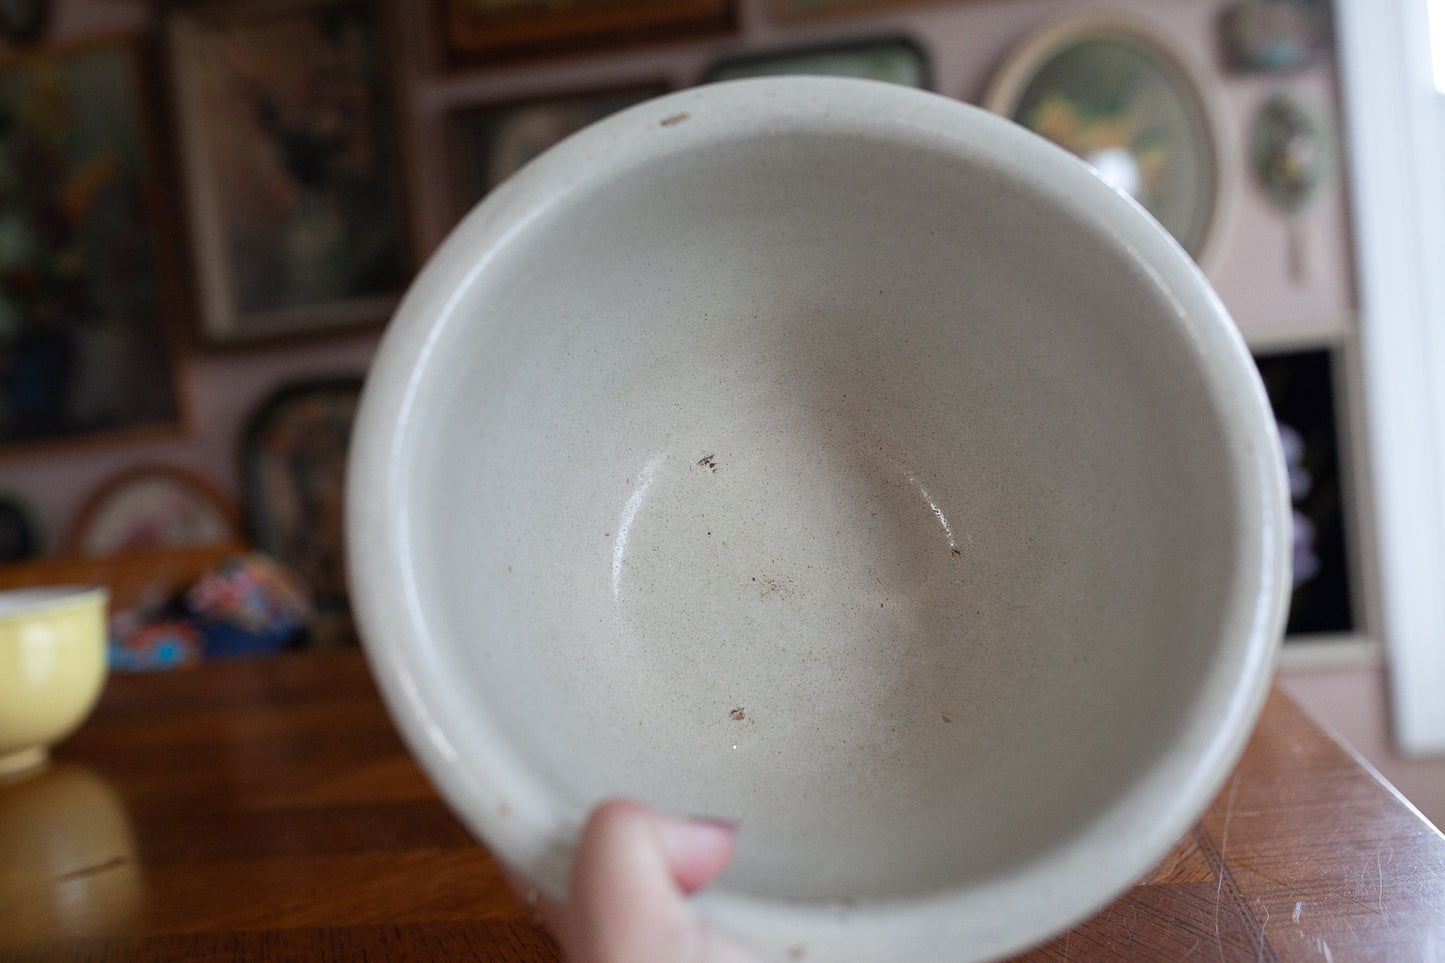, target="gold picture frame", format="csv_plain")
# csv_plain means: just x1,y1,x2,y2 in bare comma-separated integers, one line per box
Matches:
984,12,1227,267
